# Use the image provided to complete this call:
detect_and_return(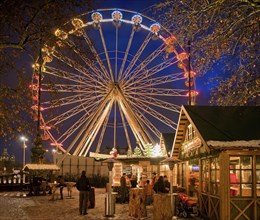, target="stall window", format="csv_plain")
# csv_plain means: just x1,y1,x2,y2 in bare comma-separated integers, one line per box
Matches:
210,157,220,195
256,156,260,197
230,156,252,197
202,159,209,193
185,124,197,141
177,163,186,192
